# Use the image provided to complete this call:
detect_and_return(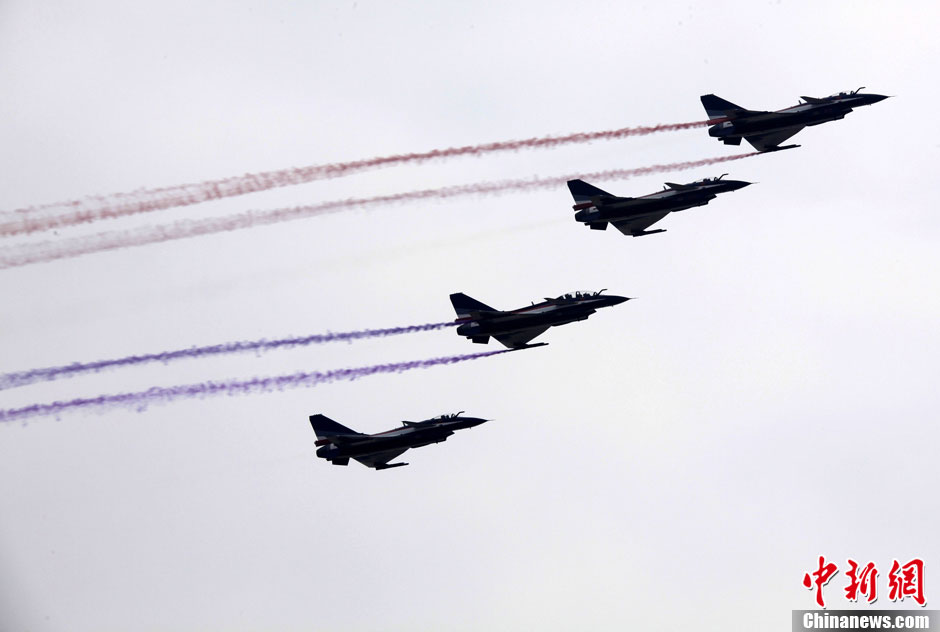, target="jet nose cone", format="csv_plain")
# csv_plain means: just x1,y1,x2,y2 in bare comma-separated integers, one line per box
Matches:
605,295,632,306
858,93,889,105
464,417,488,428
726,180,752,191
